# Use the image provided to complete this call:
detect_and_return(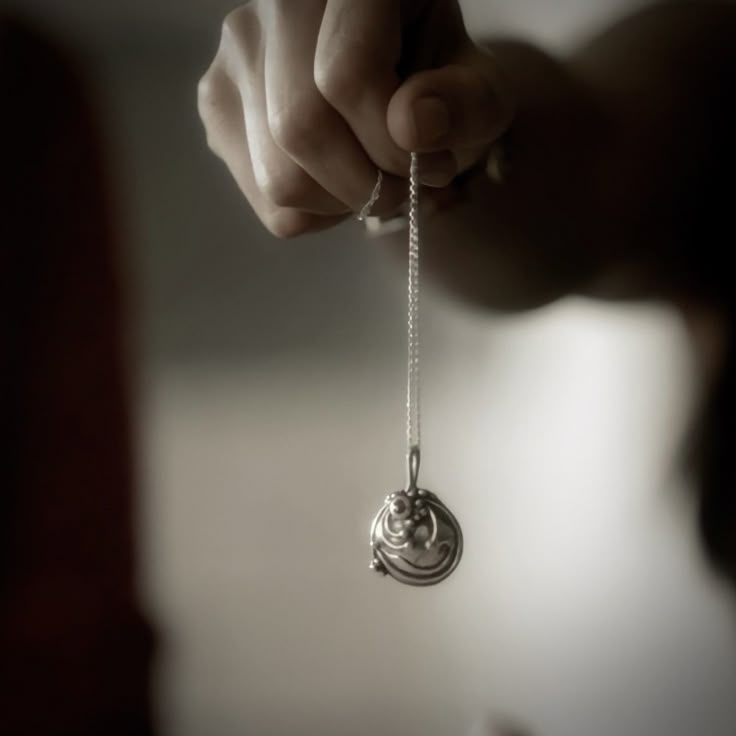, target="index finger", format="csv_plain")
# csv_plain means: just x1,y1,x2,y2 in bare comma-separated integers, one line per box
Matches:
315,0,410,176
